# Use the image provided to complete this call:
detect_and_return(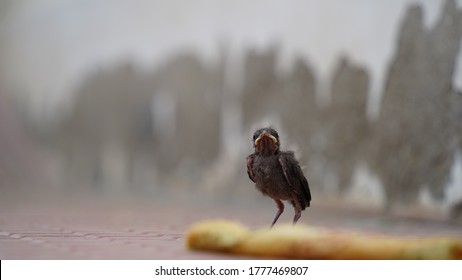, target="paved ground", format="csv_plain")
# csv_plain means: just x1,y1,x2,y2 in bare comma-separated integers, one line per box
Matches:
1,192,462,259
